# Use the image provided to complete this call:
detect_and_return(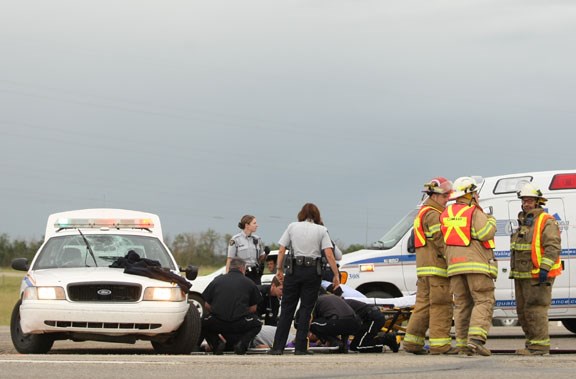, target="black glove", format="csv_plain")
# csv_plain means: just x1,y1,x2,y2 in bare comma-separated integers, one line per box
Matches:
264,246,270,255
539,268,549,283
